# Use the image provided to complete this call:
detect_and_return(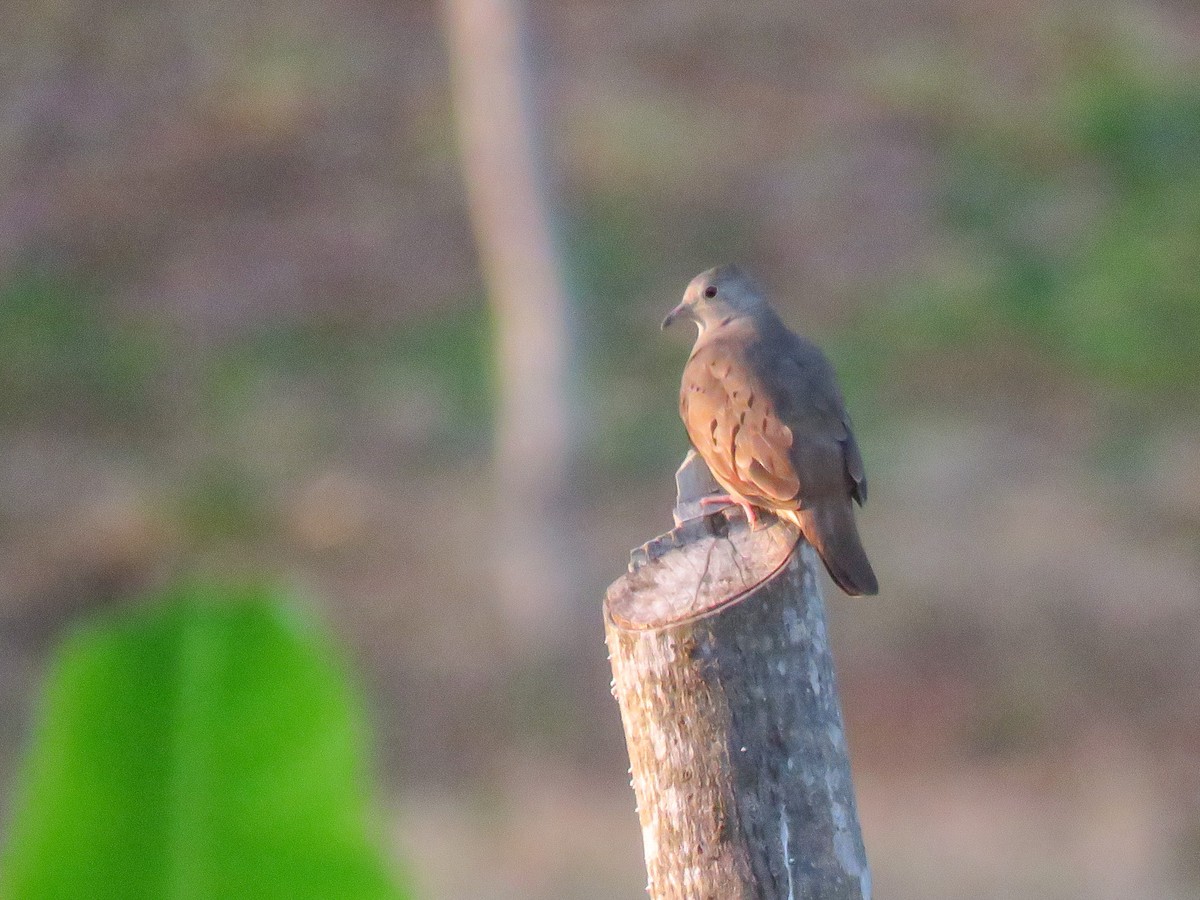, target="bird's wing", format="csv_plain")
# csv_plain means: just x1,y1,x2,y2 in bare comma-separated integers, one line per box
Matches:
842,412,867,505
680,342,802,508
765,335,867,507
